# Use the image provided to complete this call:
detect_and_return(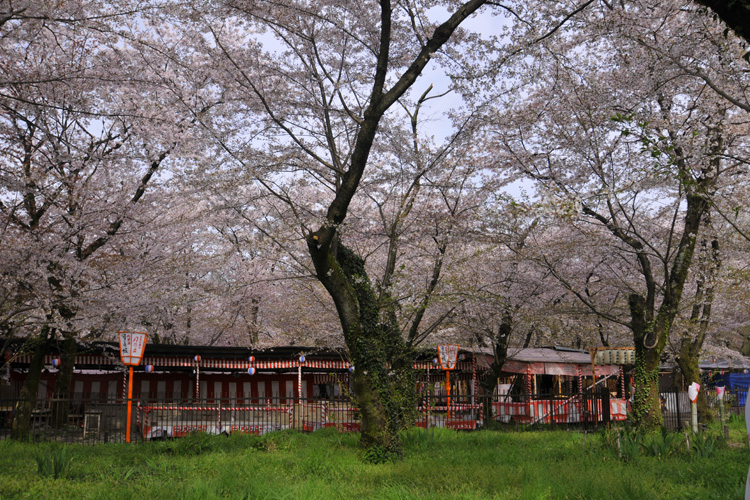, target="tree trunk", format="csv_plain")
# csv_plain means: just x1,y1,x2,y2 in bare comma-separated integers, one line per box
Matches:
676,353,708,422
677,234,719,423
51,334,77,428
478,312,512,422
12,327,53,440
308,239,415,457
629,294,663,430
